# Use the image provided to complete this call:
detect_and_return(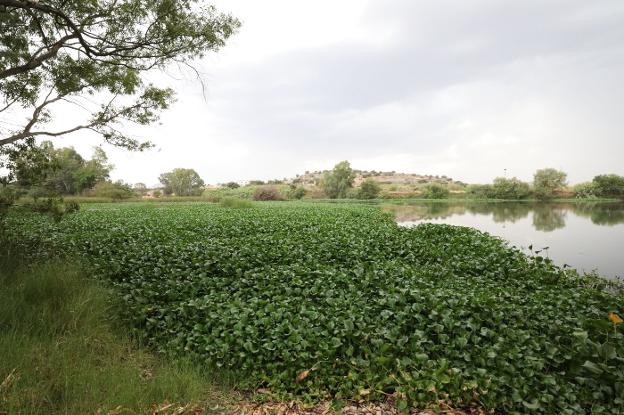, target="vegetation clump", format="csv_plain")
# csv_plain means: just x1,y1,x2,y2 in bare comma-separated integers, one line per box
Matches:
422,183,450,199
357,178,381,199
252,186,285,201
4,203,624,413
